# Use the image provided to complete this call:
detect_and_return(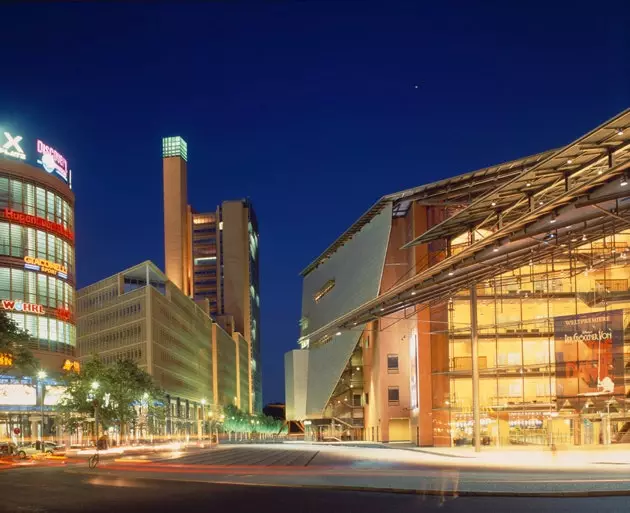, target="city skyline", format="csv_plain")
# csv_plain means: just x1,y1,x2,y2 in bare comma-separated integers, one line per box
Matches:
1,2,628,402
